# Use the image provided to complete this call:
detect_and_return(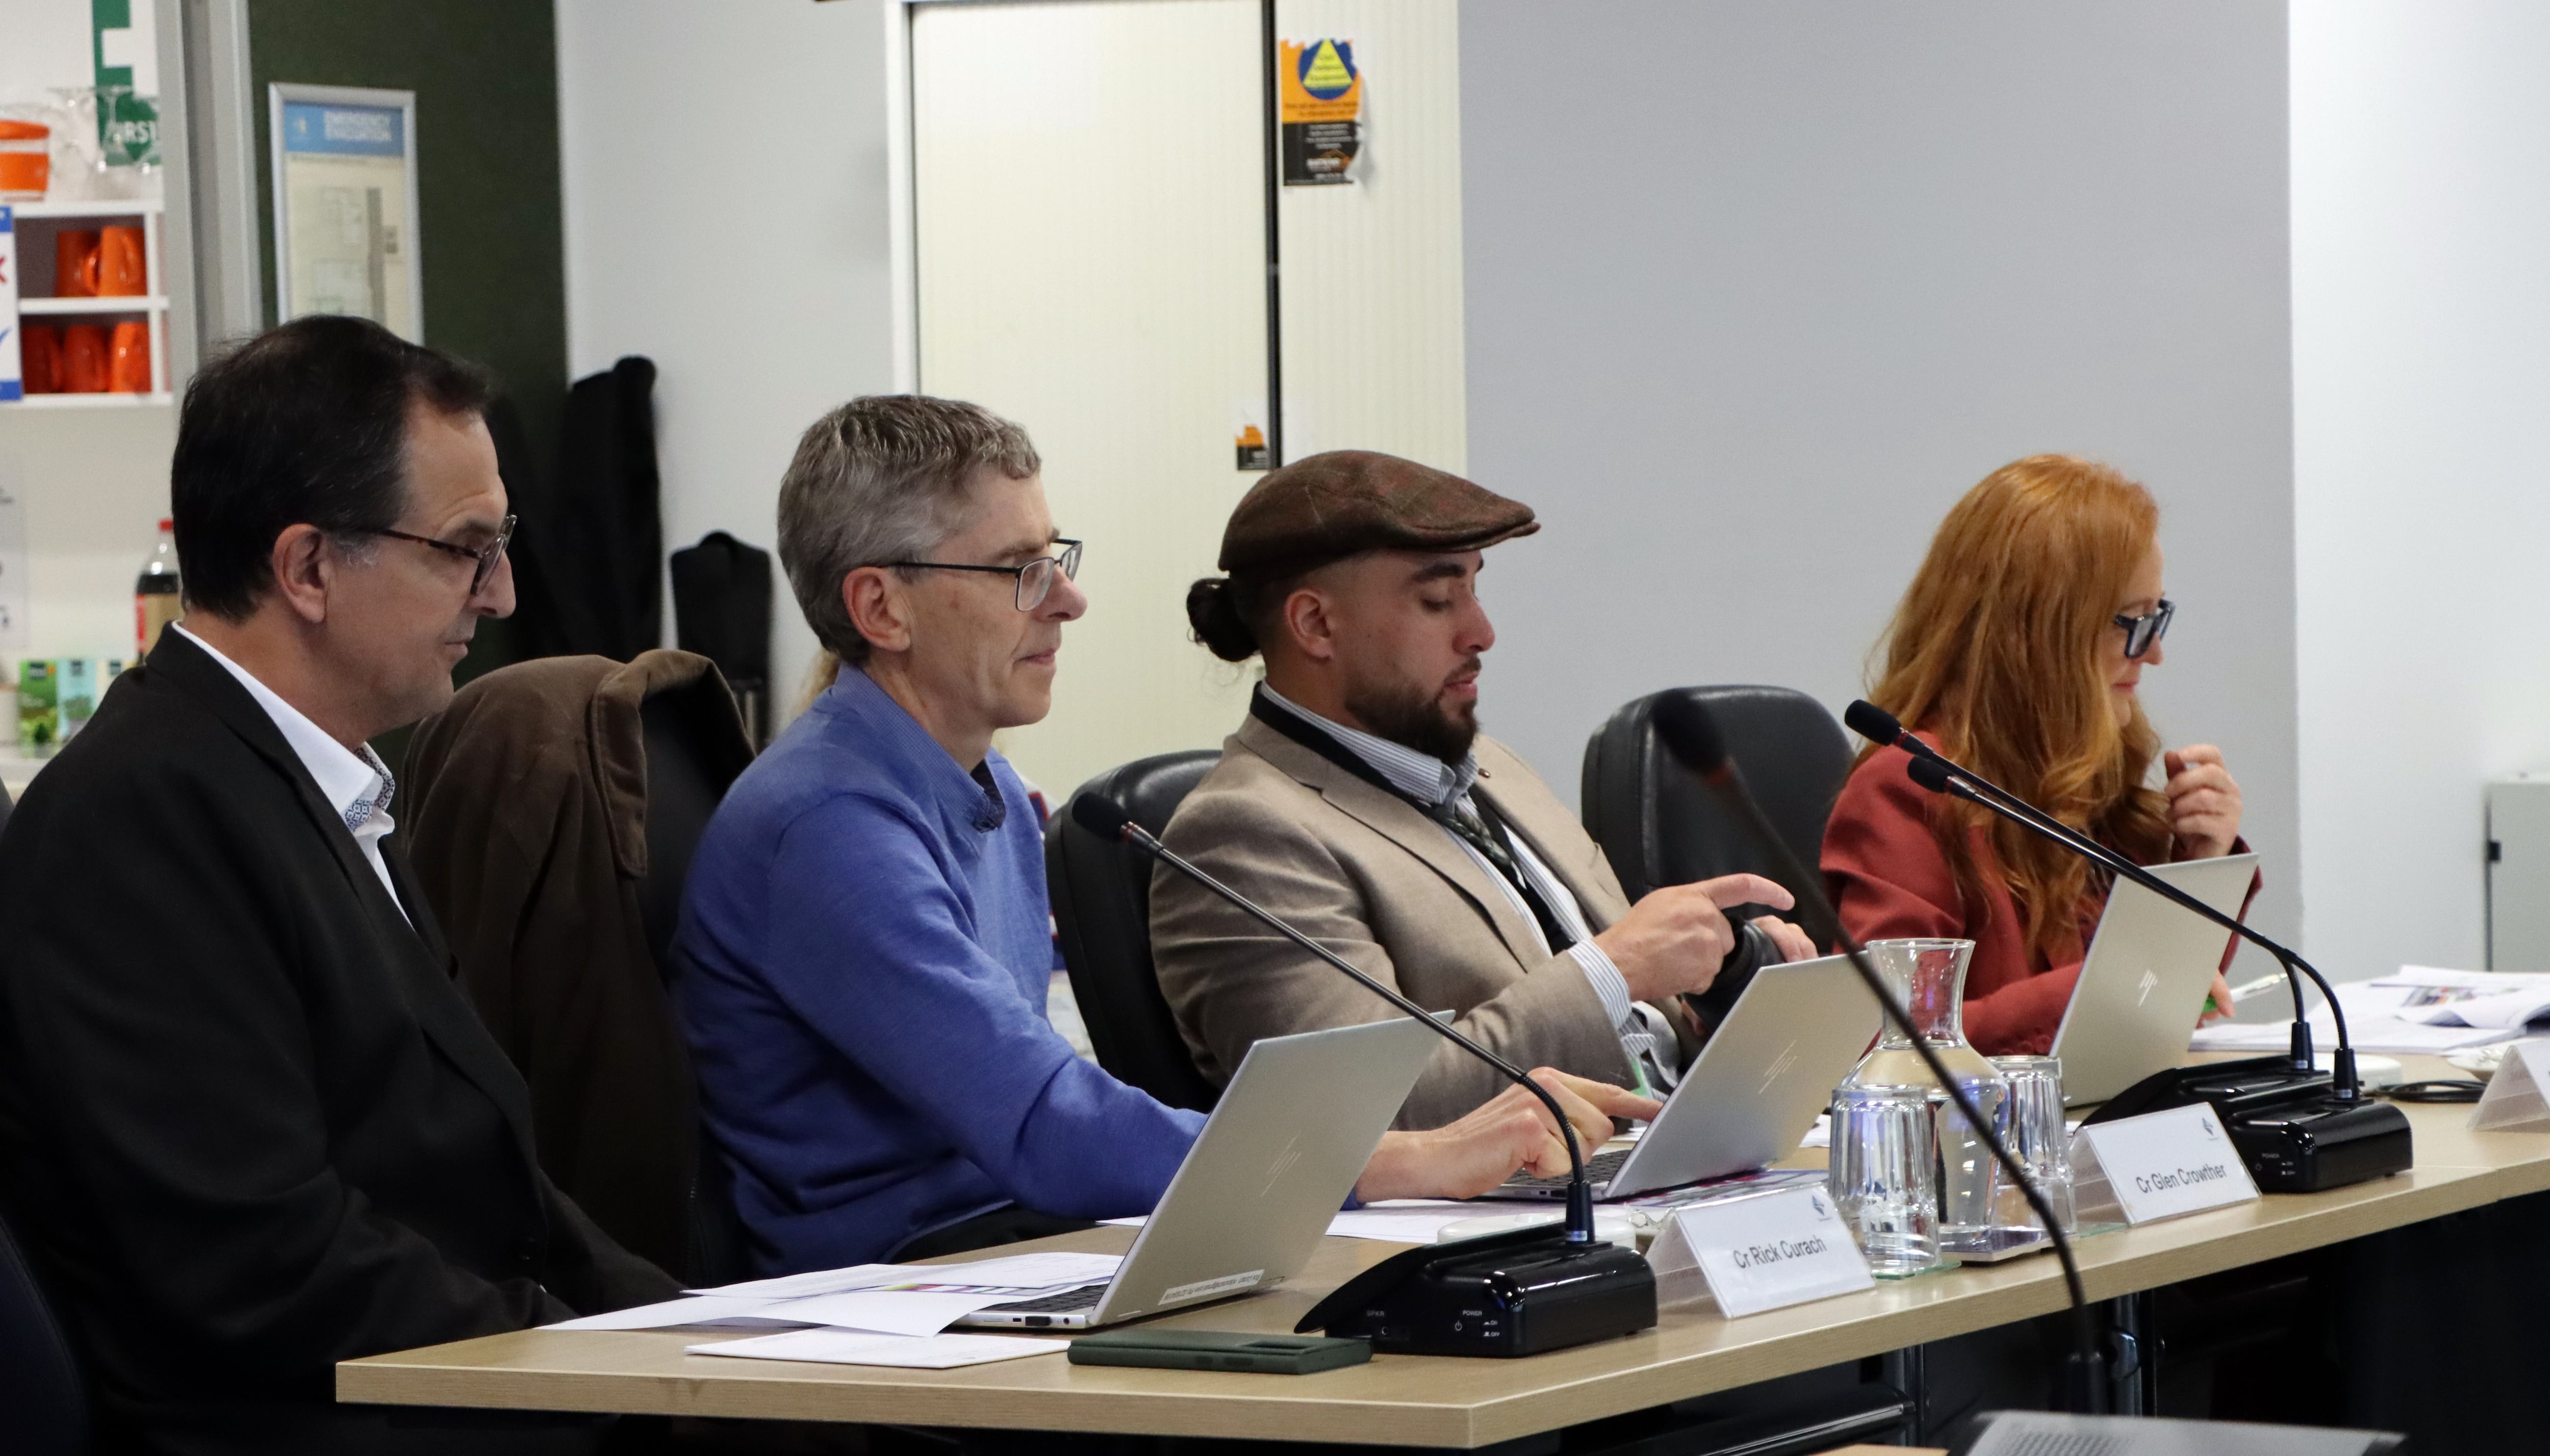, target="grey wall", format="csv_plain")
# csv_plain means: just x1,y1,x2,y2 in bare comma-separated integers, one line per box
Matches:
1458,1,2300,965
